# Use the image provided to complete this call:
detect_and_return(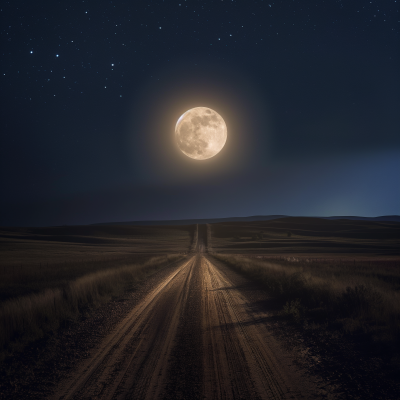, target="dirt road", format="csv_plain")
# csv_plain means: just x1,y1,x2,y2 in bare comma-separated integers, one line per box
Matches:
50,228,318,400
